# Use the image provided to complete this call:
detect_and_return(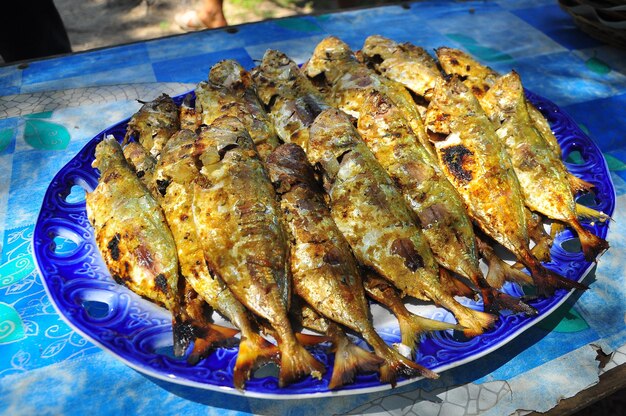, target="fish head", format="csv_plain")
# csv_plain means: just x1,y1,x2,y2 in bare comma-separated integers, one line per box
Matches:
266,143,319,194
